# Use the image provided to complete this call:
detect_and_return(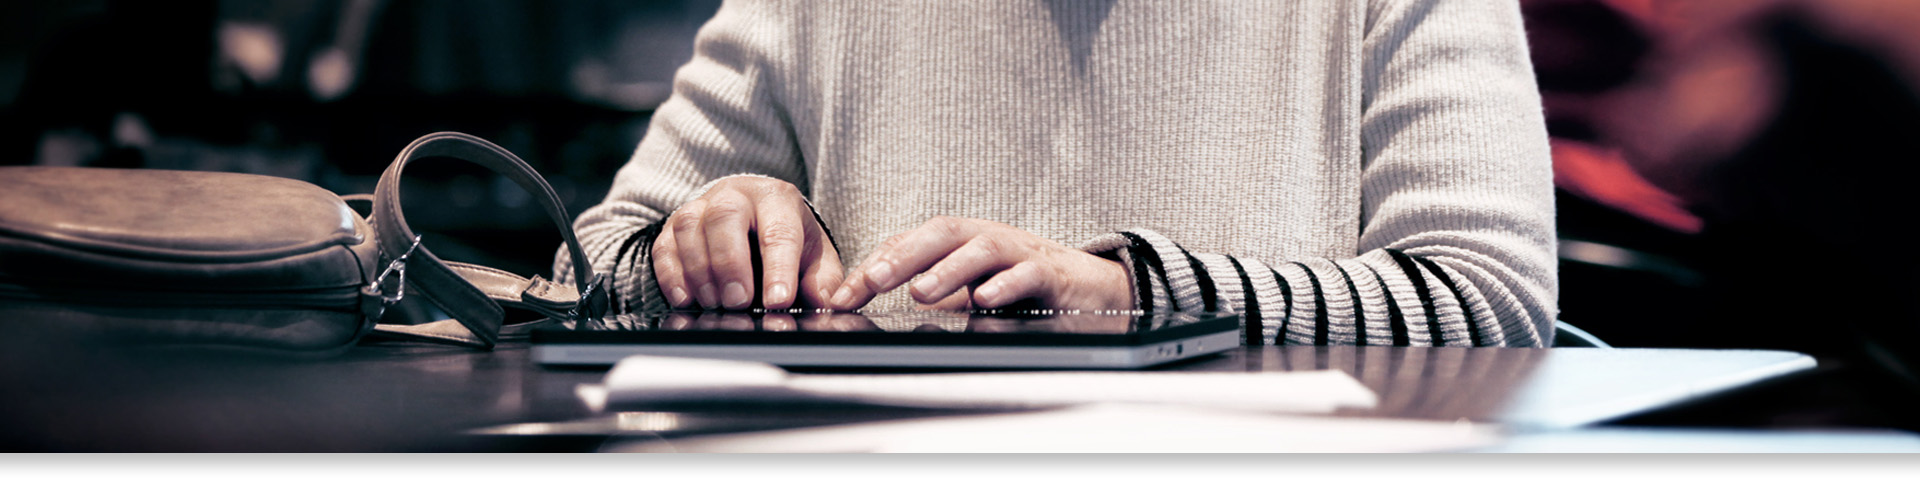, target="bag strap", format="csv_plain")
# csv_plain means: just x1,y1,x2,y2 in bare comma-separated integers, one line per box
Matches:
358,132,607,348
